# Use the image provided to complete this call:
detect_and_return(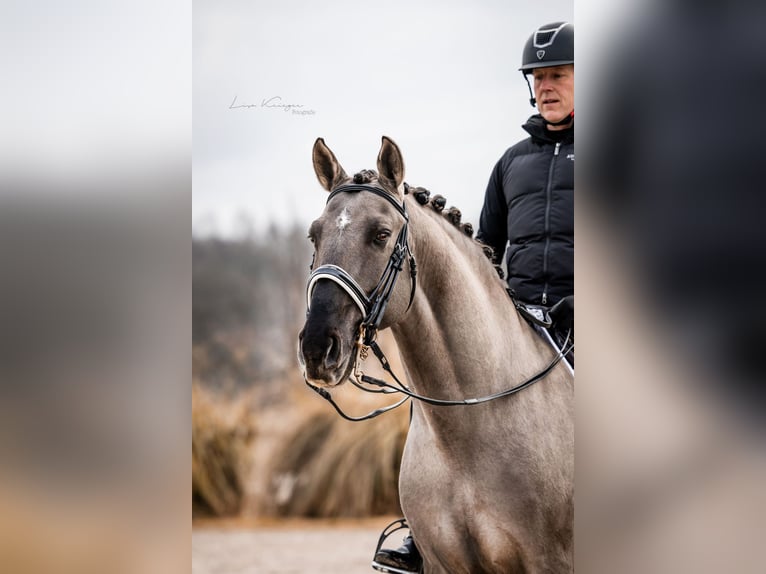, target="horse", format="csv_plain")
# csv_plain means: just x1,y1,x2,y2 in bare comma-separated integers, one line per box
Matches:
298,136,574,573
